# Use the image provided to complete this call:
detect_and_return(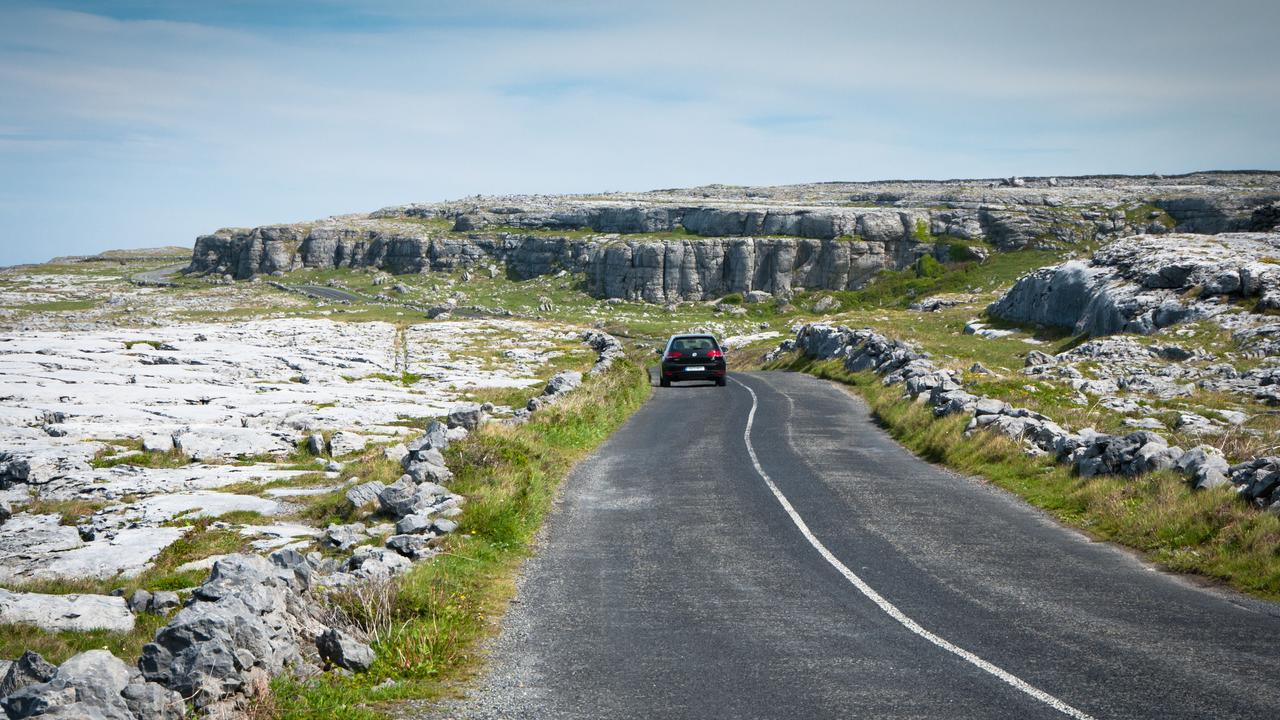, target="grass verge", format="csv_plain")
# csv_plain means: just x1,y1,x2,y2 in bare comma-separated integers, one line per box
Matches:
265,355,651,719
765,354,1280,601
